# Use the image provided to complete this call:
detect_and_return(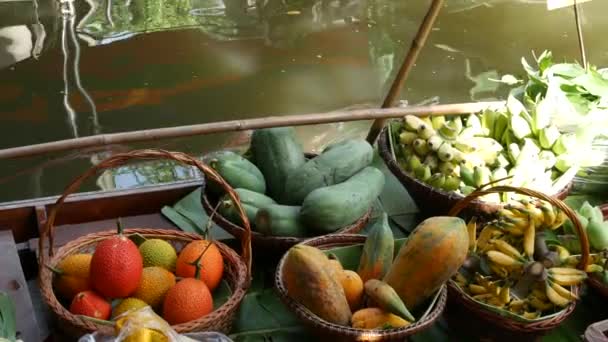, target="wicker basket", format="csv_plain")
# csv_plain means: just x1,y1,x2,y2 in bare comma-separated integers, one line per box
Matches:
445,185,590,340
202,153,371,254
377,125,573,218
37,149,253,337
587,203,608,298
275,234,447,341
